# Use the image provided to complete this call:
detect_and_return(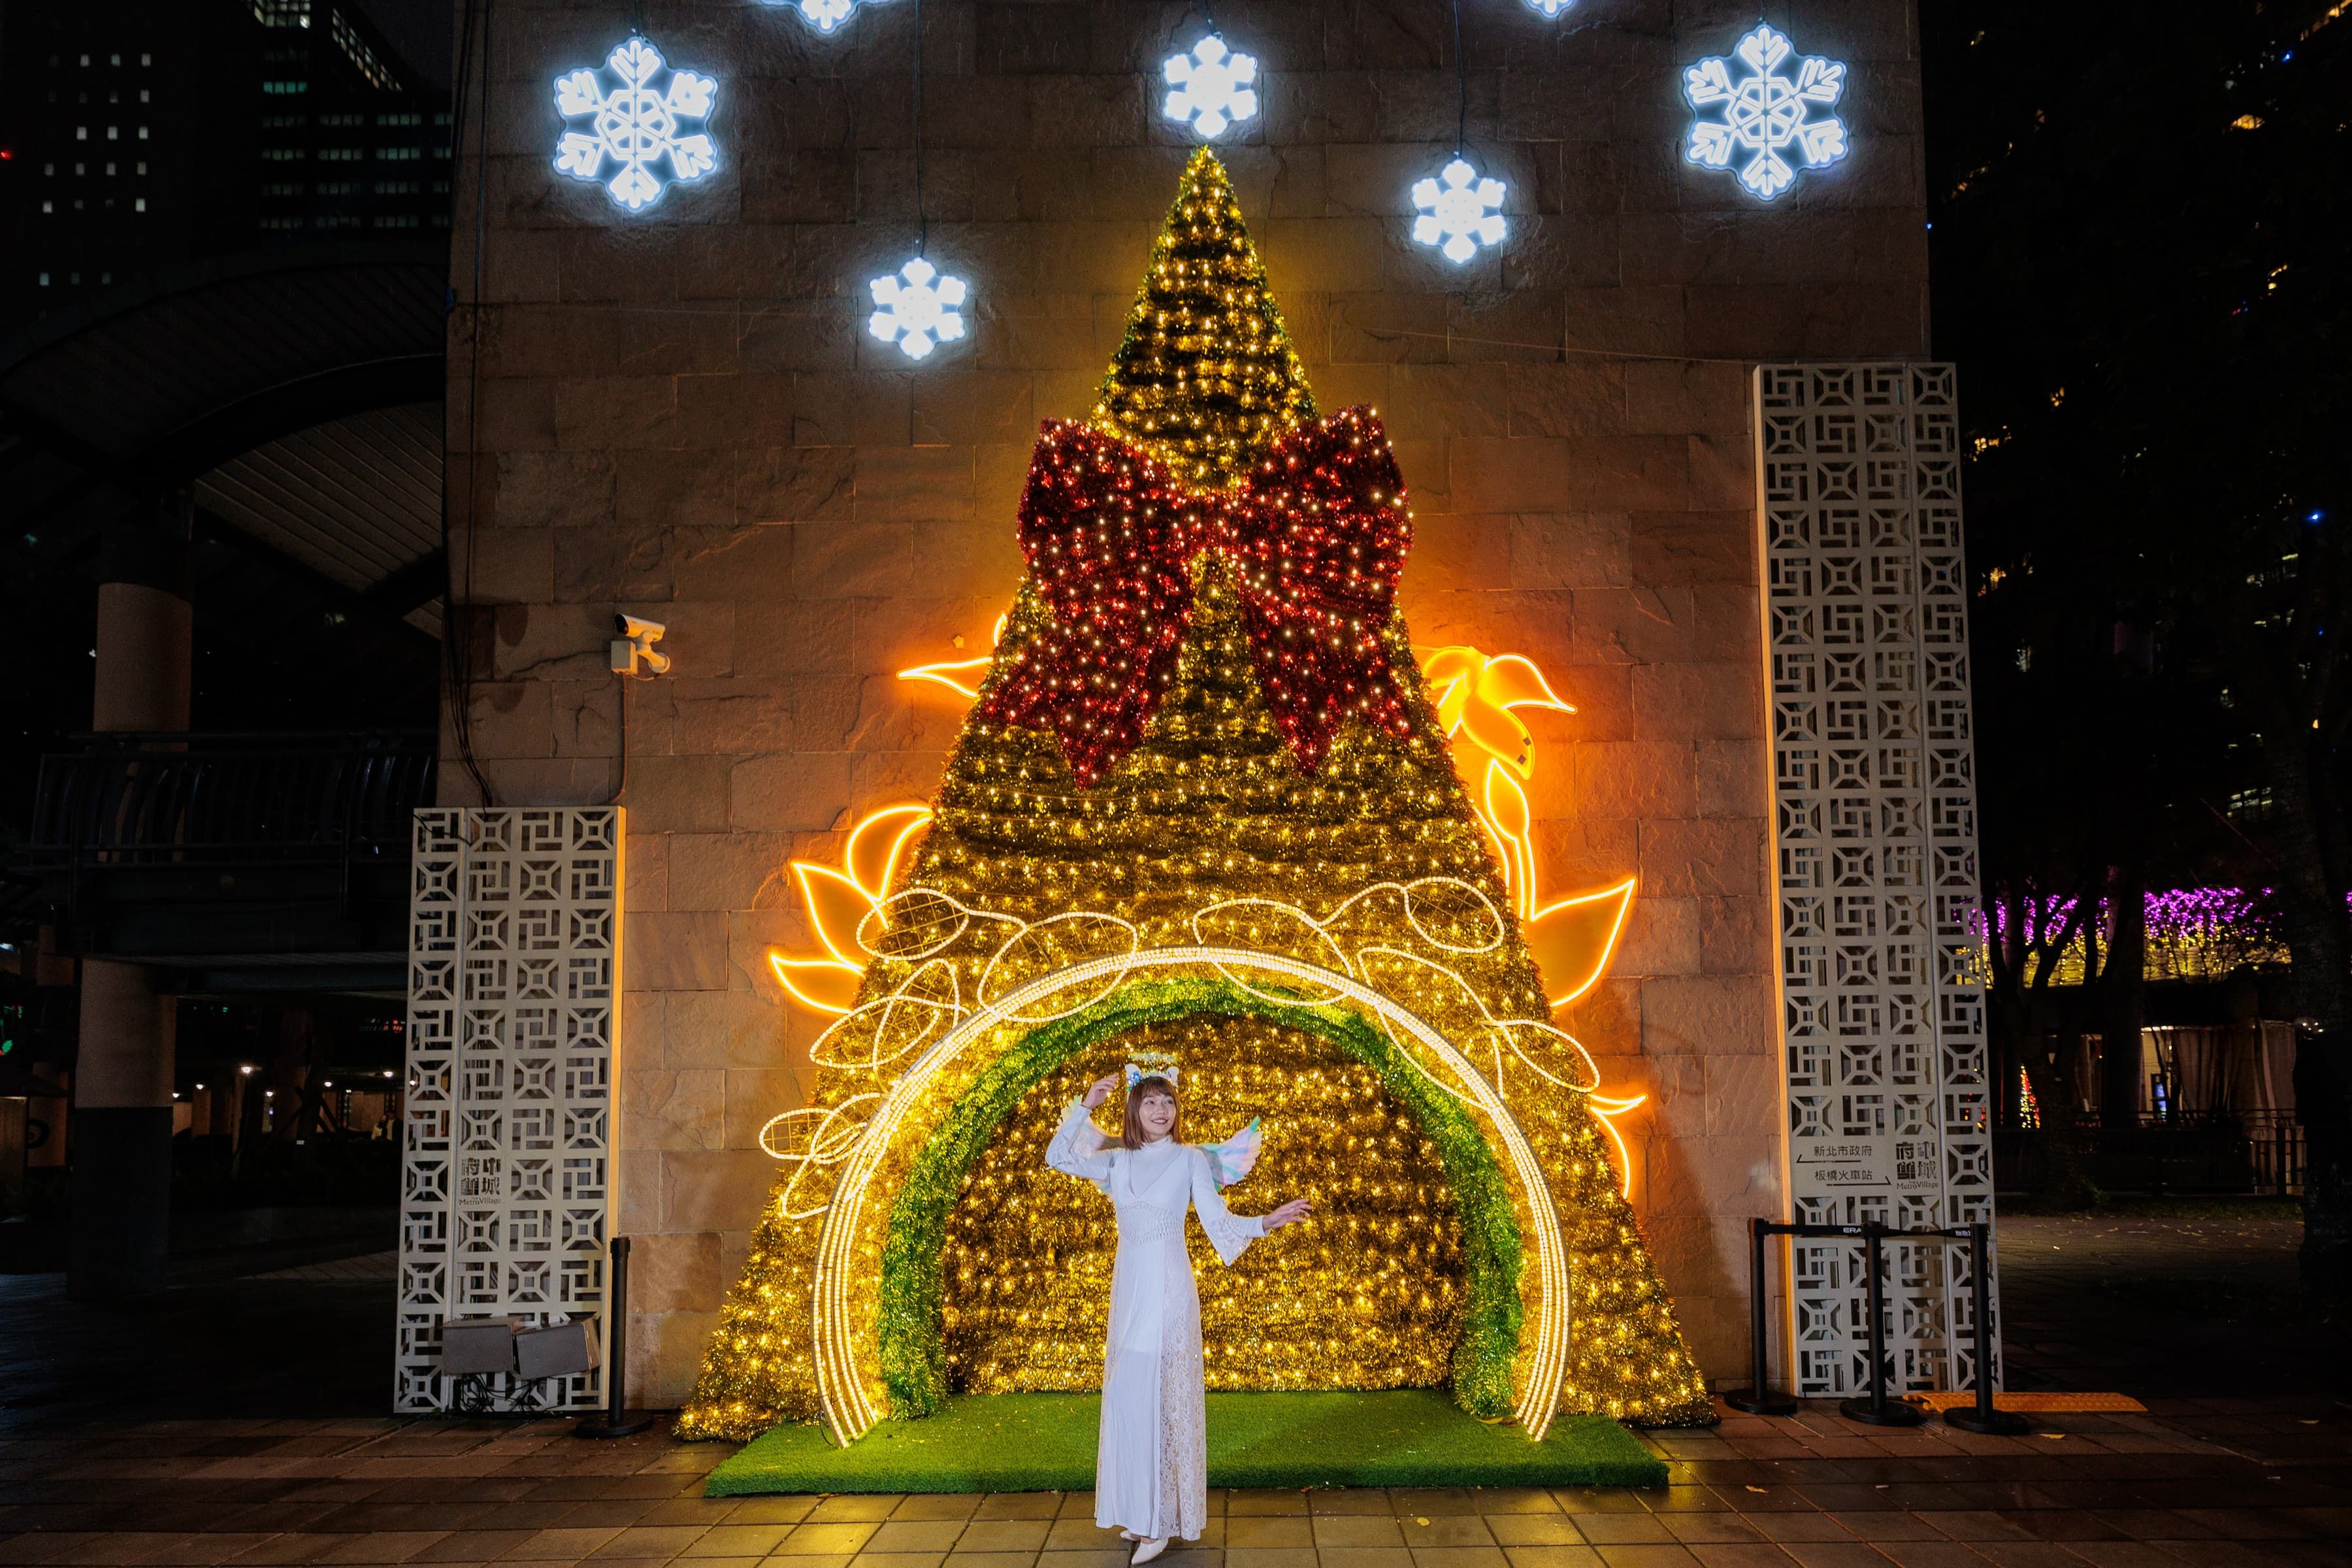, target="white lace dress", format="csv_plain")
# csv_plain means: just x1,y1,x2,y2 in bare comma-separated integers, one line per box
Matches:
1045,1101,1264,1542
